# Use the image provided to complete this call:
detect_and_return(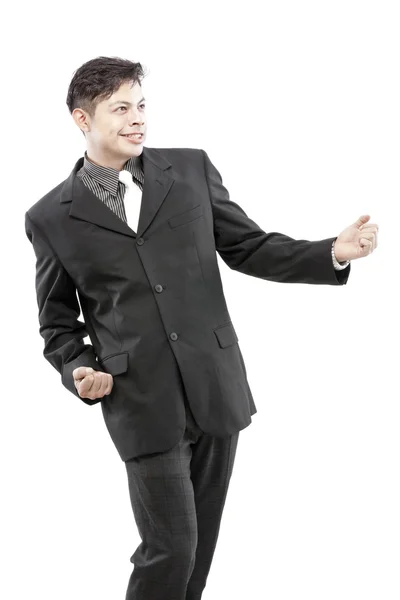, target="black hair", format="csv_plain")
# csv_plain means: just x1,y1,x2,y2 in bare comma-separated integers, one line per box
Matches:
66,56,148,135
